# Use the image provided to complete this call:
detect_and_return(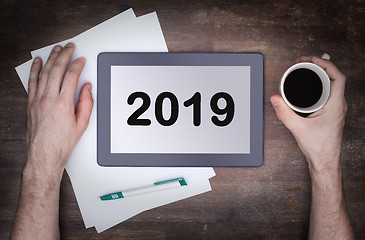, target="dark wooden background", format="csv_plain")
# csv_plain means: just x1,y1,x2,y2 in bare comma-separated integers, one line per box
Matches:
1,0,364,239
